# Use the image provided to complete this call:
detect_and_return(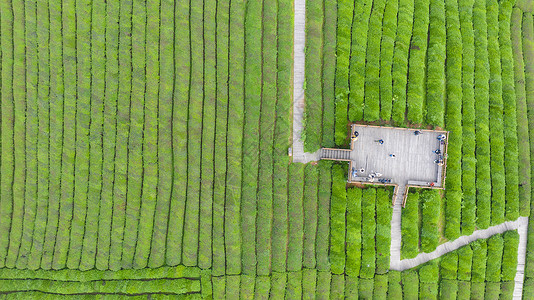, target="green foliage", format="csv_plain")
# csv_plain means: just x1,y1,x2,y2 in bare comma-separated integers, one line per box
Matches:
402,270,419,299
302,269,317,299
360,188,376,278
387,271,402,299
502,231,519,281
303,165,319,269
288,164,305,272
425,0,446,127
457,281,471,300
439,279,459,300
486,235,504,282
511,7,531,216
345,276,359,300
358,278,374,299
441,251,458,280
373,274,388,299
334,0,354,145
471,240,487,282
484,282,501,299
304,0,323,151
346,188,362,276
331,274,345,299
459,0,476,235
330,164,347,274
499,0,520,221
406,0,429,124
364,0,386,122
473,0,491,230
317,161,333,271
348,0,372,121
376,188,392,273
317,271,331,299
402,191,420,259
286,271,303,299
420,189,441,253
457,245,473,281
470,282,485,299
391,0,414,124
444,0,462,240
322,0,337,147
379,0,399,121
